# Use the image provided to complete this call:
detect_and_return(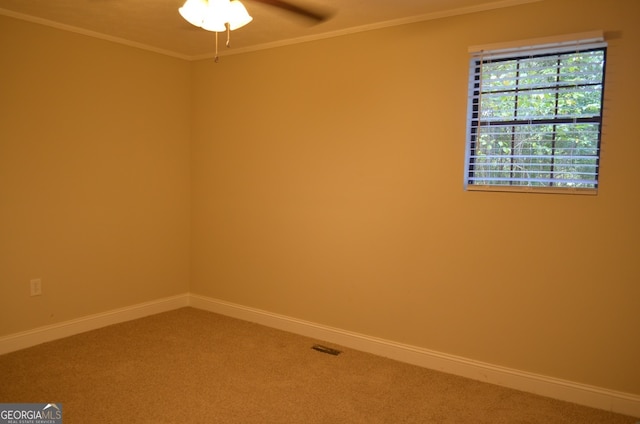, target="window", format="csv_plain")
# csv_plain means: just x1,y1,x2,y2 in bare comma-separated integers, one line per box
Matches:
464,33,607,194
